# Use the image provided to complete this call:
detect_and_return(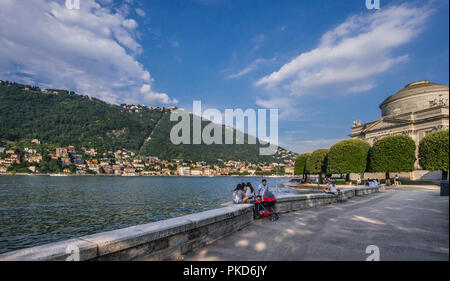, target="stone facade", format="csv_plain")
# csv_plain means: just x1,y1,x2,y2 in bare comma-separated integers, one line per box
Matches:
350,81,449,181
